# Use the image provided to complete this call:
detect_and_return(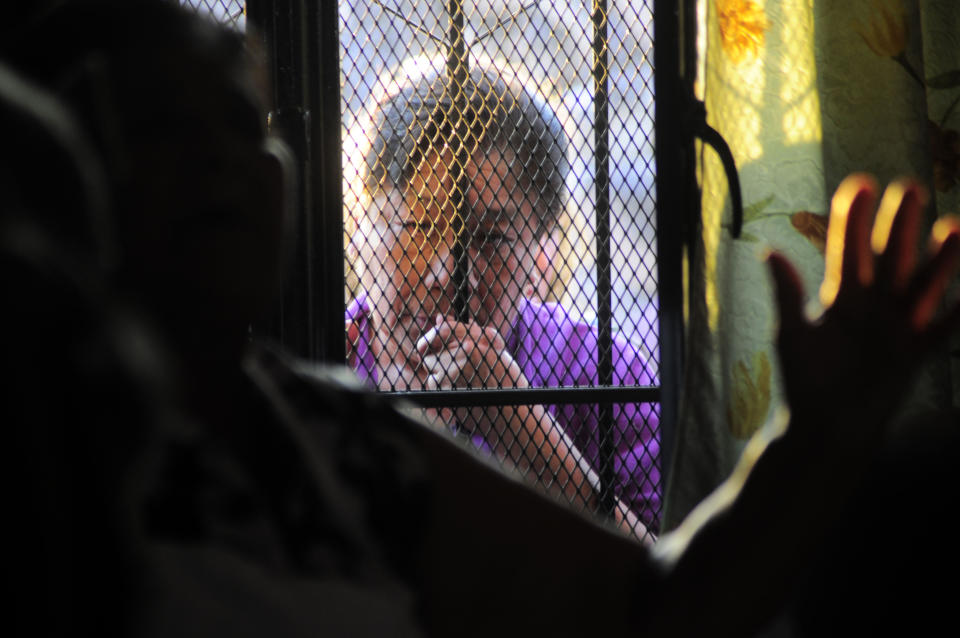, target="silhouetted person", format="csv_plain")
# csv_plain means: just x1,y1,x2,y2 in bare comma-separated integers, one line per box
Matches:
789,407,960,637
1,59,169,638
